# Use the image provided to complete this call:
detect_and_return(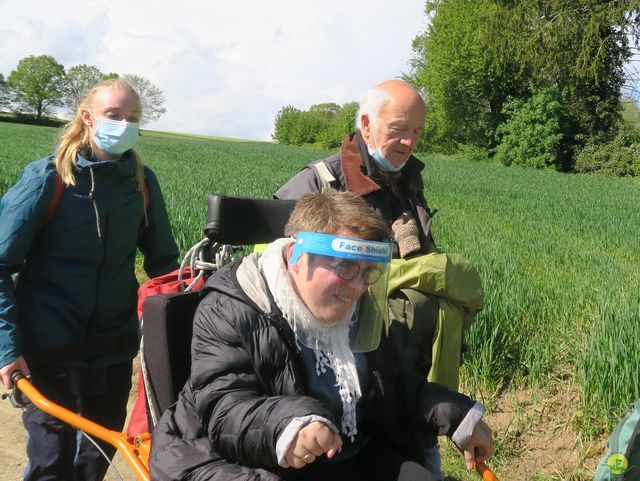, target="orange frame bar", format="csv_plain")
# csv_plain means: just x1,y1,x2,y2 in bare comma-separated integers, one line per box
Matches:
15,375,150,481
14,372,499,481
